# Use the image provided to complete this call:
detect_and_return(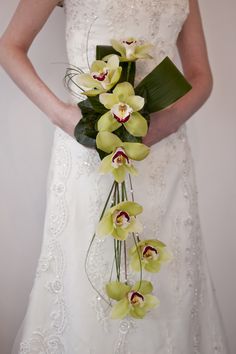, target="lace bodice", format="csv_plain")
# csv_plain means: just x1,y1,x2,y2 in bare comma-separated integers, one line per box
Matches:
61,0,189,85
